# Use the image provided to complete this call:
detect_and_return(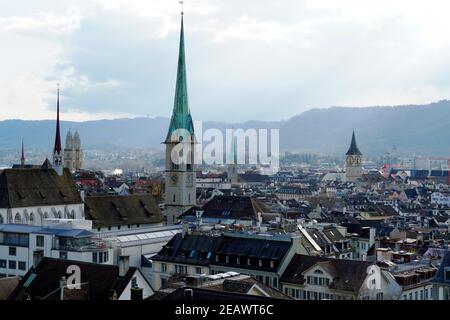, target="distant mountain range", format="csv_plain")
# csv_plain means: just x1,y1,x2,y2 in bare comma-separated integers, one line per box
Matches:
1,100,450,157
